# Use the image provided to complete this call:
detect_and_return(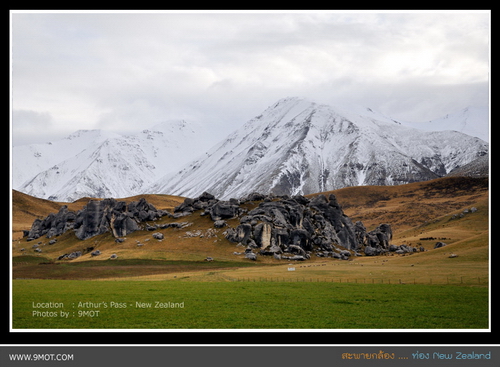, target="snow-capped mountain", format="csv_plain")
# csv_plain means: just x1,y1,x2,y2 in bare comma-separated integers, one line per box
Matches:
13,120,213,201
150,97,488,200
13,97,489,202
12,129,121,191
401,106,489,142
